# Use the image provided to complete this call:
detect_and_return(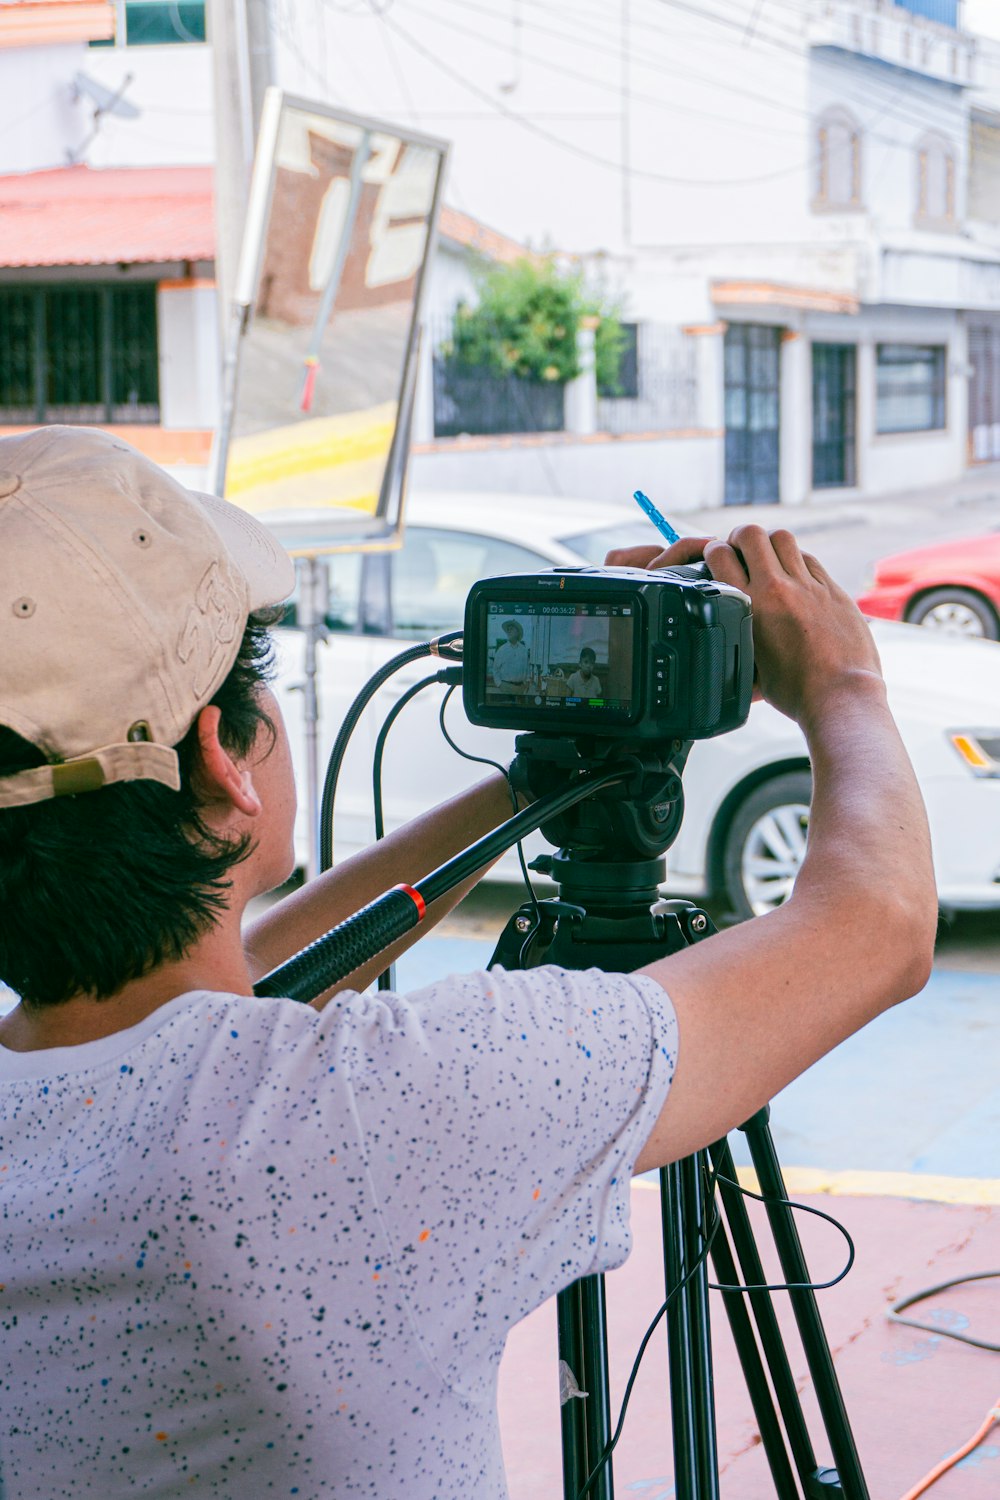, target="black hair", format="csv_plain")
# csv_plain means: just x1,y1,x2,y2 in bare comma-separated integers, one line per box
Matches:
579,647,597,664
0,611,280,1009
